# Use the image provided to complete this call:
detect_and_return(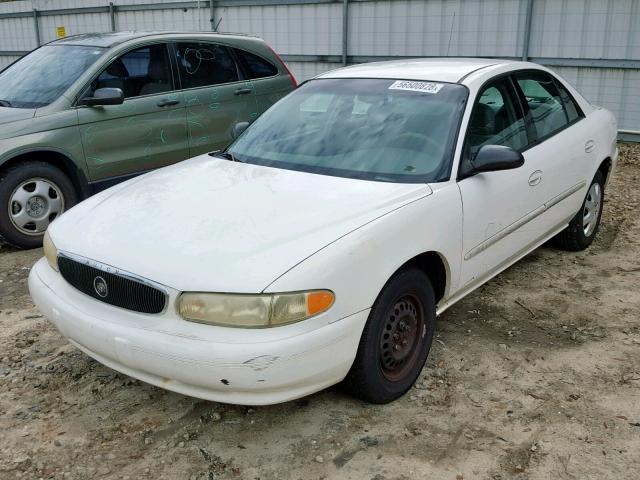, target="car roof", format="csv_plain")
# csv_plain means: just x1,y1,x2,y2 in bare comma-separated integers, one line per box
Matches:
49,31,256,48
317,58,519,84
